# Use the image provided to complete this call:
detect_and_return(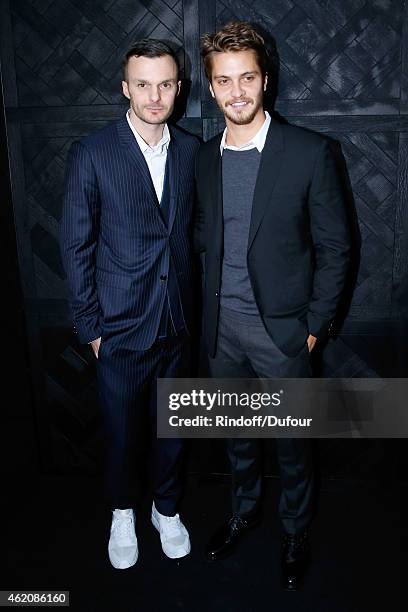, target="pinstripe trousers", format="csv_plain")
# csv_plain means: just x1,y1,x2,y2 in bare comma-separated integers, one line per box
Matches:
96,331,189,515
